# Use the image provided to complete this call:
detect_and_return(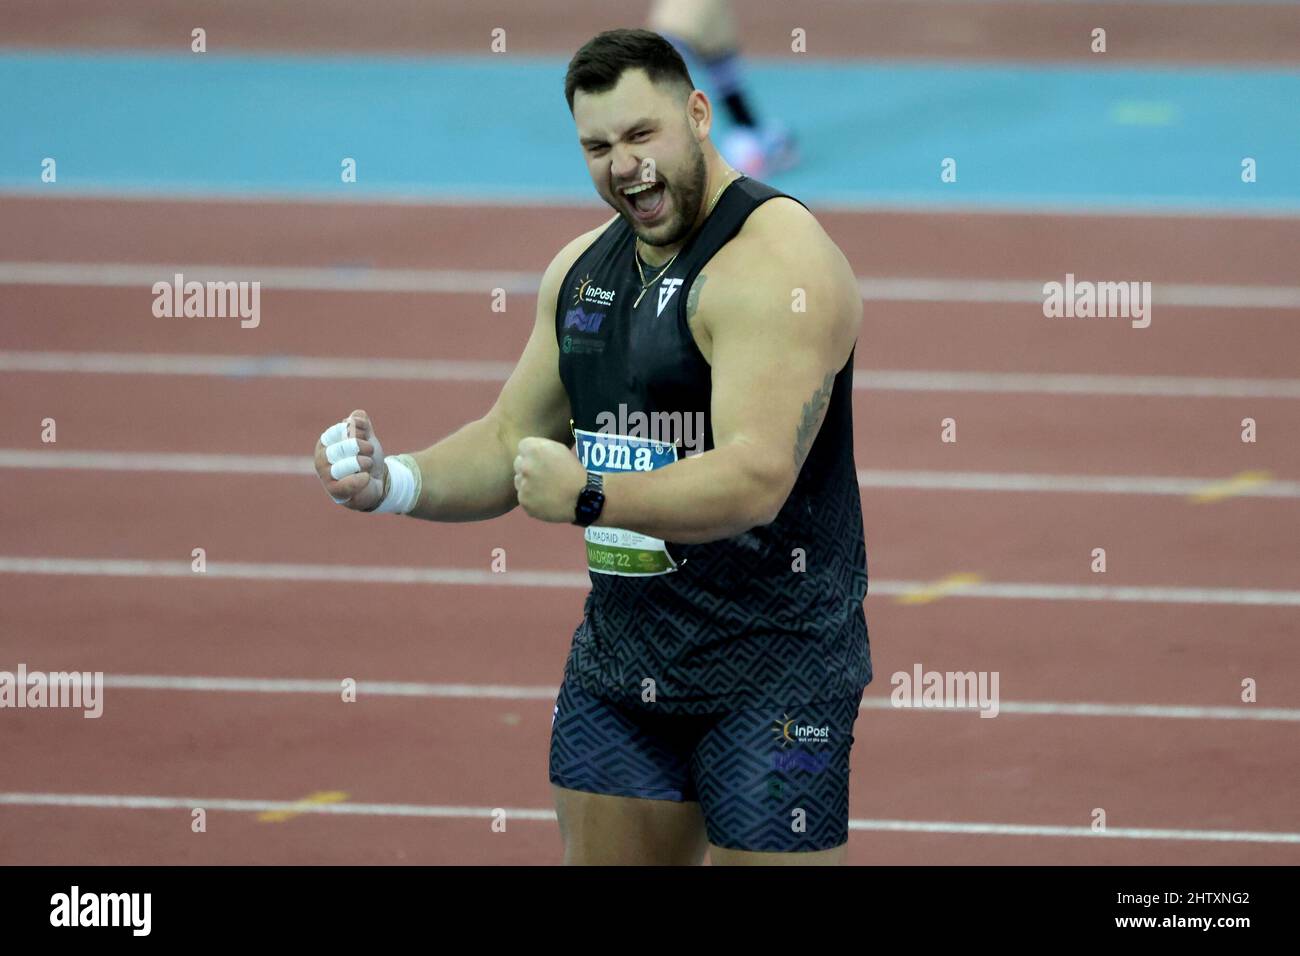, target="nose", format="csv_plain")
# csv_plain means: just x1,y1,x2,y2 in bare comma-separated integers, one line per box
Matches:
608,146,641,188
